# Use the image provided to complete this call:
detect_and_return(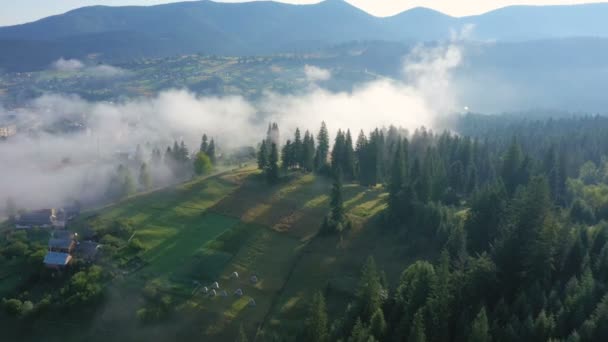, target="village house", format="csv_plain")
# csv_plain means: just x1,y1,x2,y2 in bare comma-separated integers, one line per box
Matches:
43,252,72,269
44,230,76,268
75,241,100,261
14,206,77,229
15,209,58,229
